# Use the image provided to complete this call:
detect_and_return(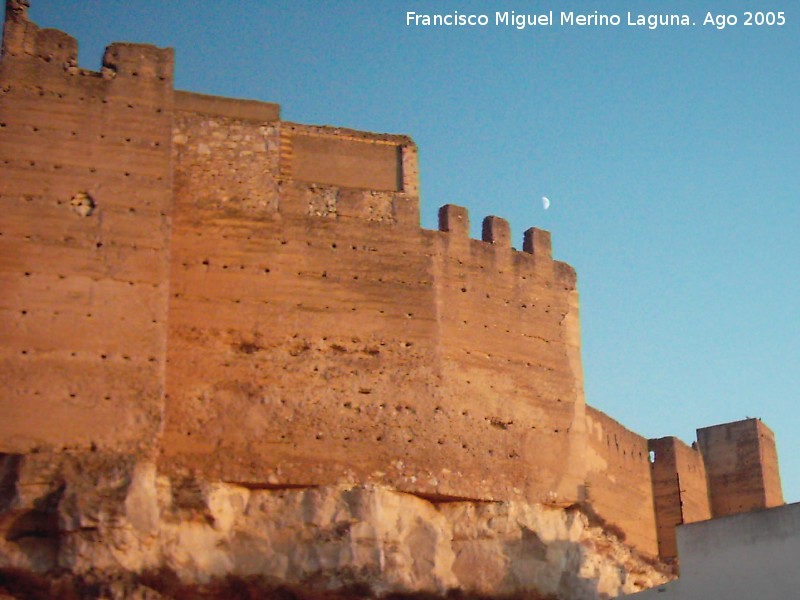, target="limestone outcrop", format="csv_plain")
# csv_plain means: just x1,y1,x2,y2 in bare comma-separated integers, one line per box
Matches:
0,453,671,599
